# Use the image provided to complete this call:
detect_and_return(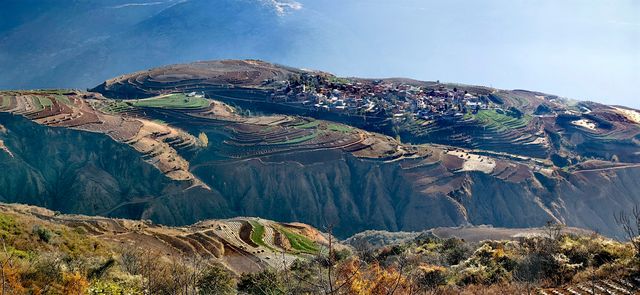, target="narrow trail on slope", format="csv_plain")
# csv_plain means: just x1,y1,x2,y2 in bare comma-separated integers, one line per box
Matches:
573,163,640,173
